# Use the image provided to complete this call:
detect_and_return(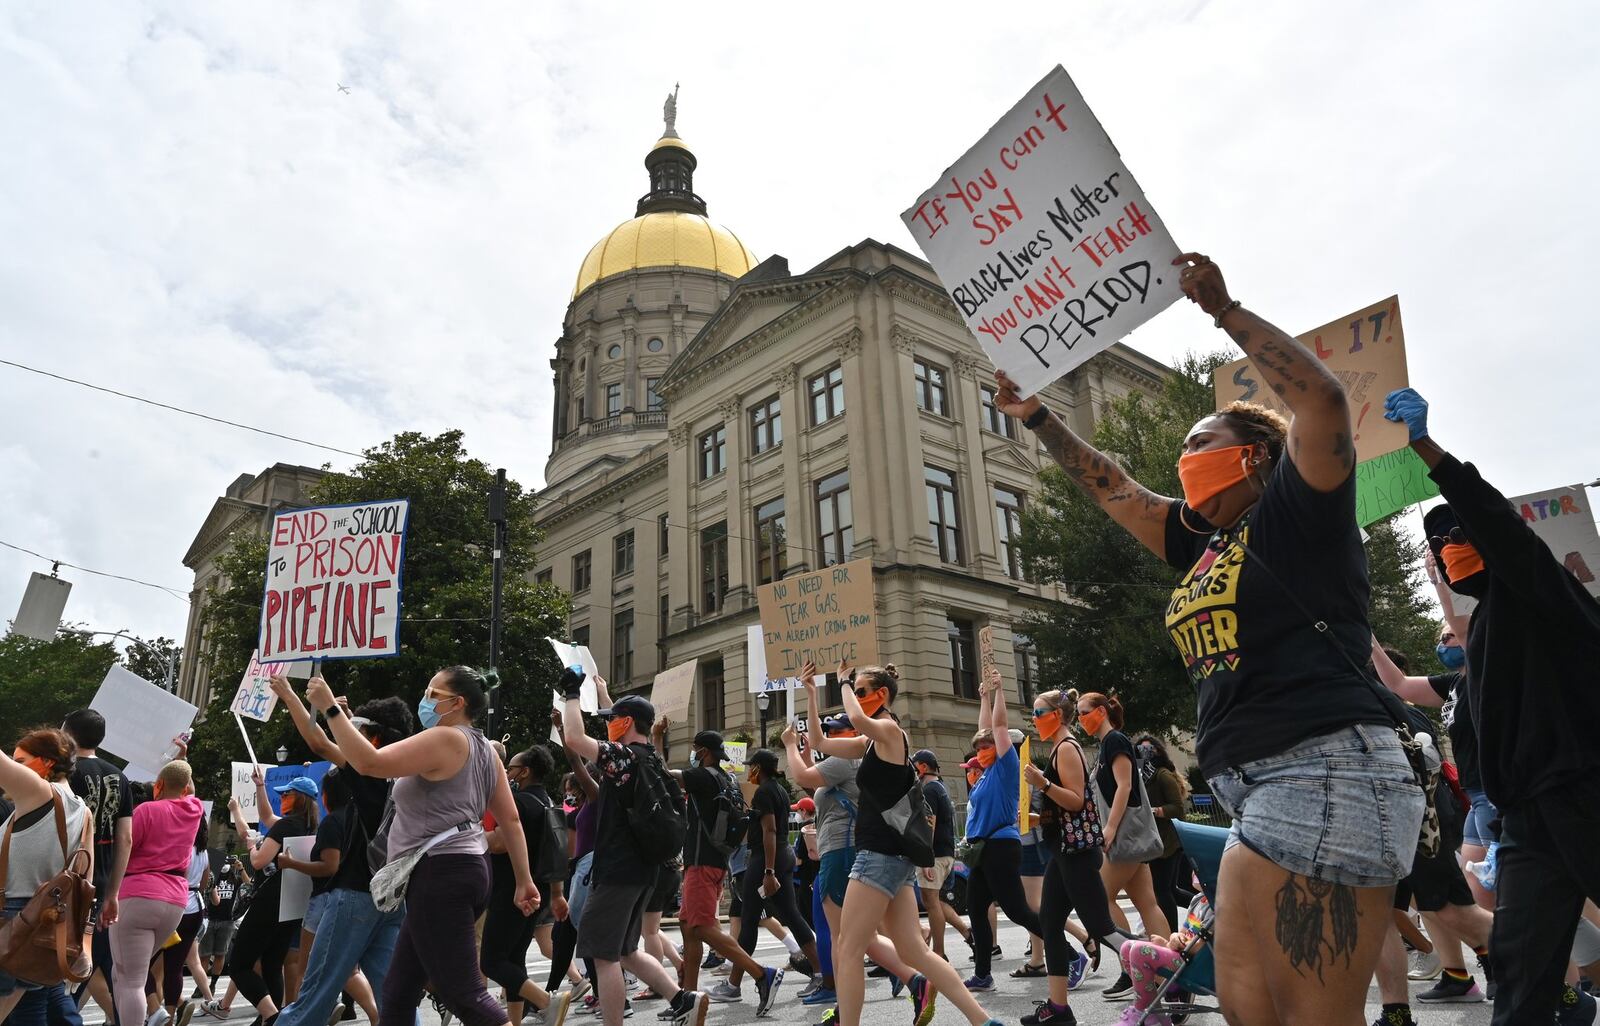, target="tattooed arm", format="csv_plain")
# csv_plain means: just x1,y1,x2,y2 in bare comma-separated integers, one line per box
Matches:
1175,253,1353,492
994,370,1174,558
